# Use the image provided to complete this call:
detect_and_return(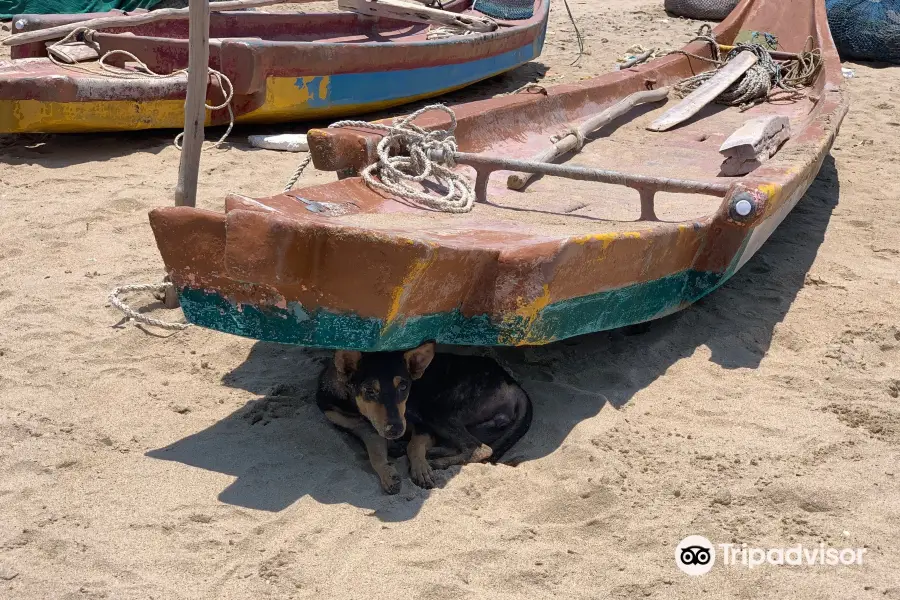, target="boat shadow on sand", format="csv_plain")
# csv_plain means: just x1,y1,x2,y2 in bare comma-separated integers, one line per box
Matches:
147,156,840,521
